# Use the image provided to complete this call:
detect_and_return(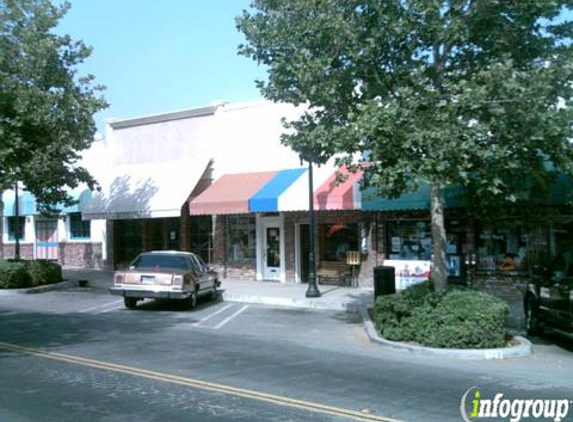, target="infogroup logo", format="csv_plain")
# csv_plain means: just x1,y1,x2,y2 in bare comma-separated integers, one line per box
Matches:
460,387,571,422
